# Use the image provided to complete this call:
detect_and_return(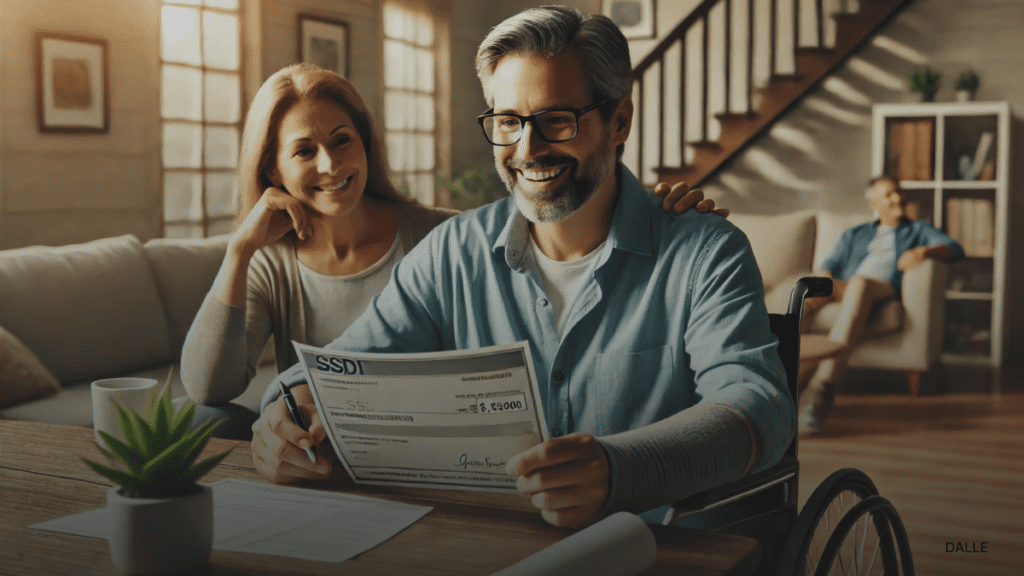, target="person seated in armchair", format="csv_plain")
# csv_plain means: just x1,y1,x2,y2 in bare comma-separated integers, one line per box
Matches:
799,175,964,435
251,5,793,530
